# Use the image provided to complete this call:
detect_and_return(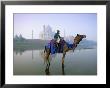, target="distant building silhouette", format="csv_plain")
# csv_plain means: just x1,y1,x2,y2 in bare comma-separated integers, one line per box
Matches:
39,25,55,40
